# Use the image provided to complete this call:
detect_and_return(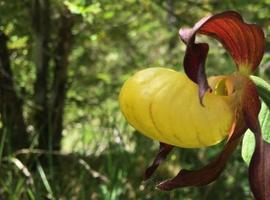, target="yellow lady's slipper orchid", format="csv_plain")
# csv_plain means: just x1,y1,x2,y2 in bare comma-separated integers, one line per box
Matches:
119,11,270,199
